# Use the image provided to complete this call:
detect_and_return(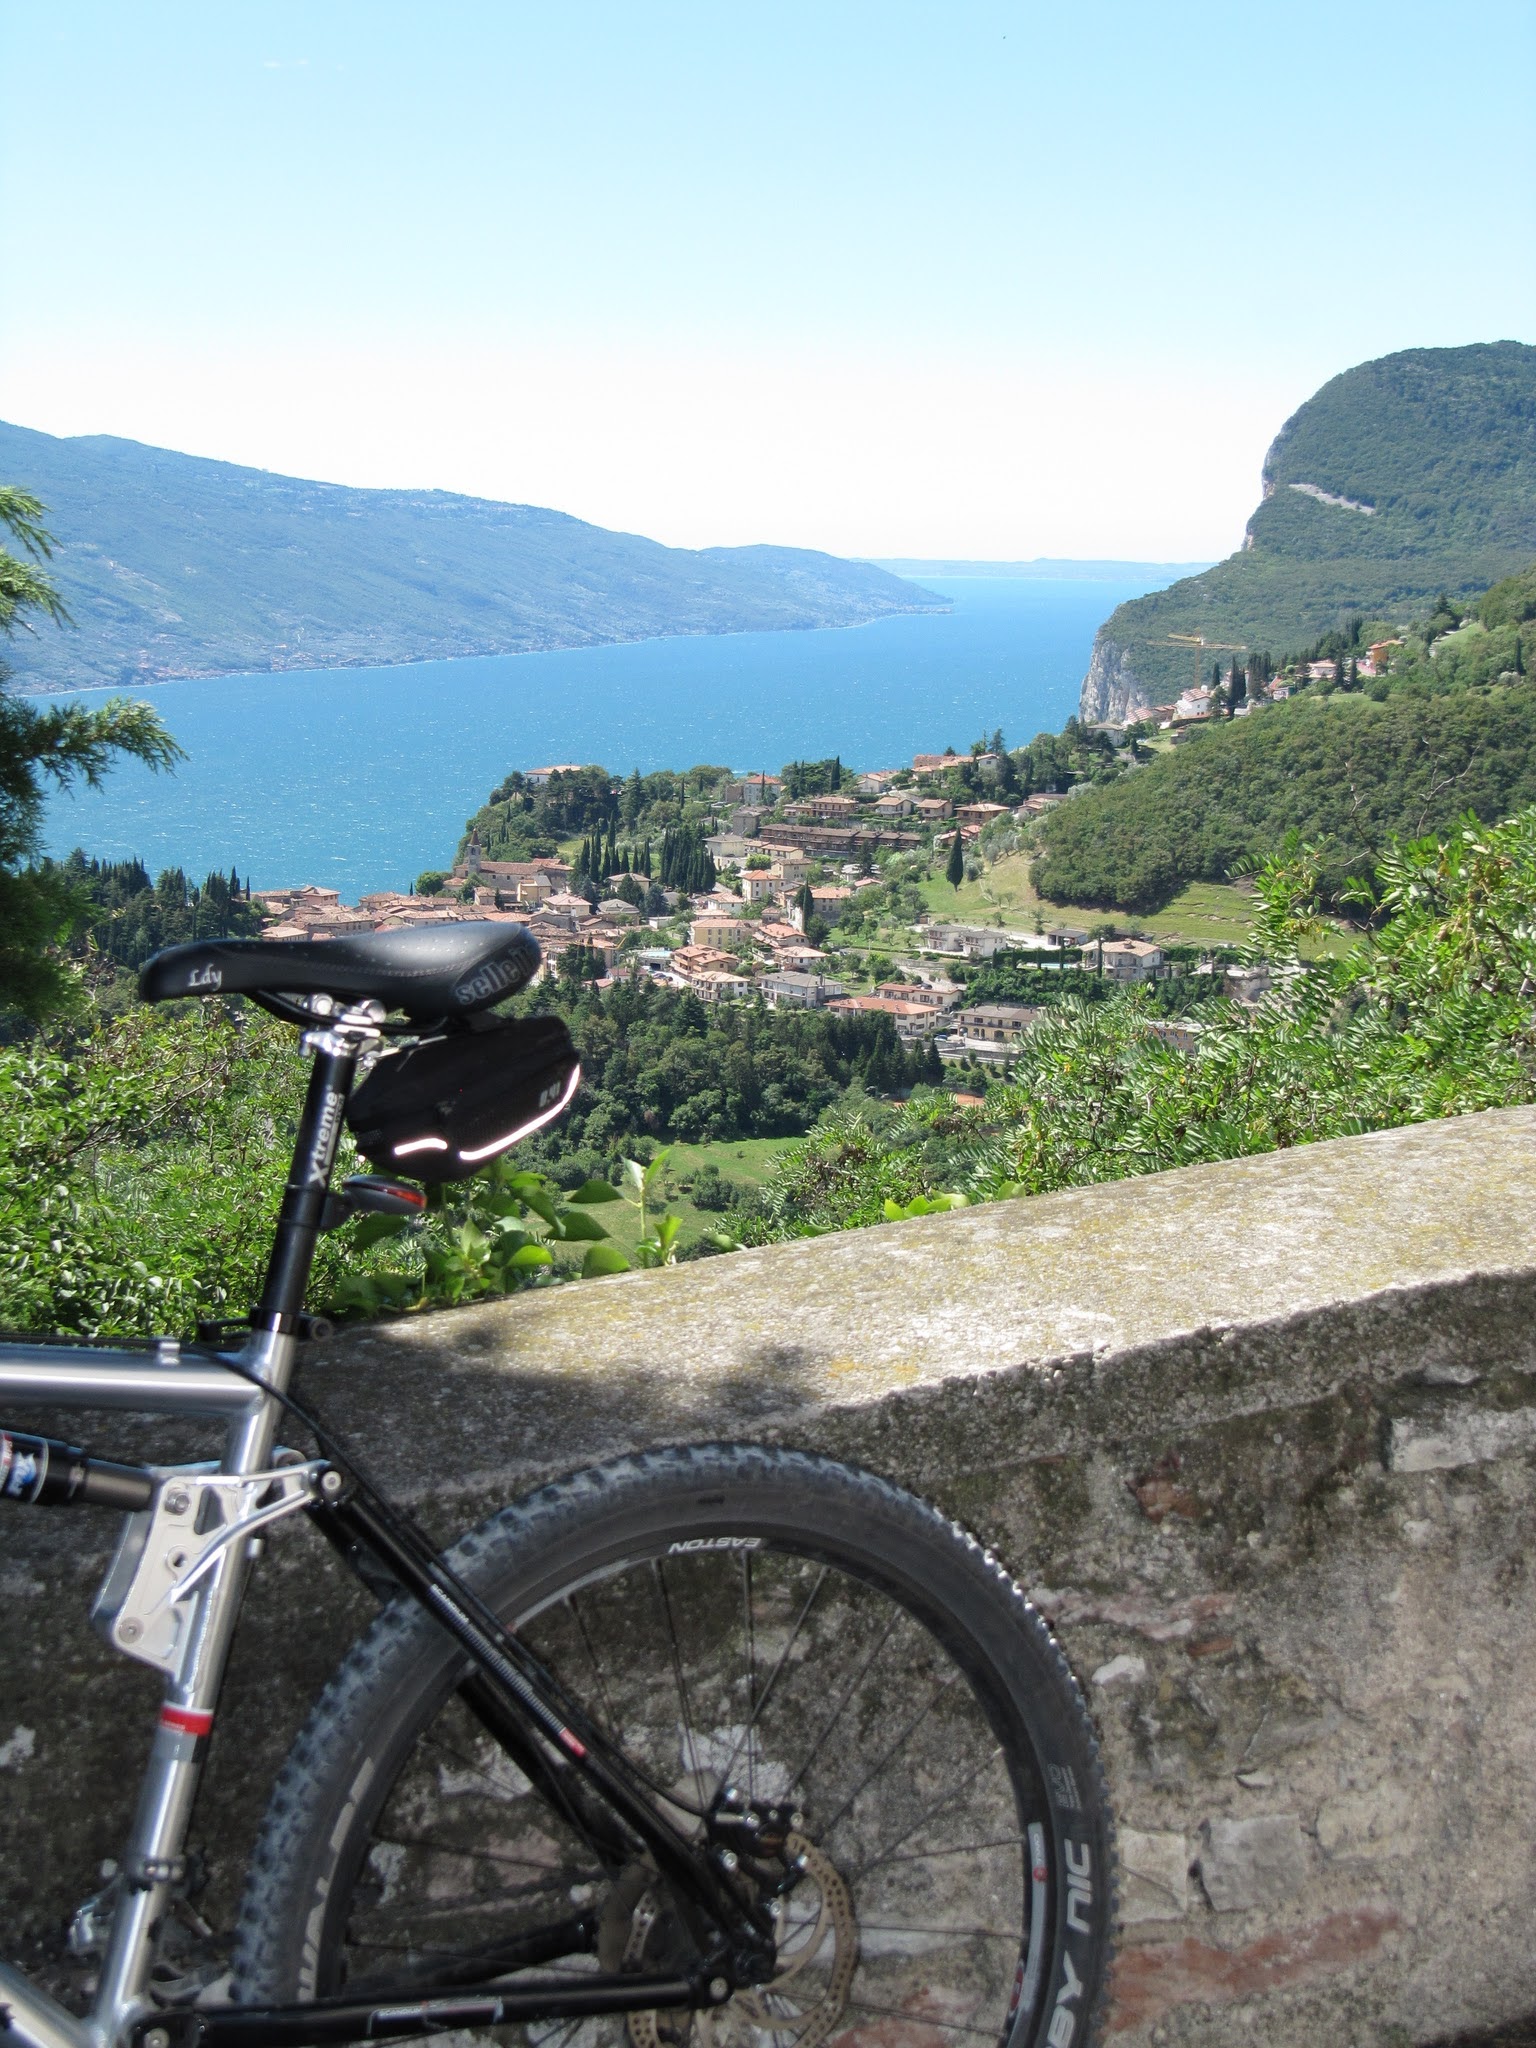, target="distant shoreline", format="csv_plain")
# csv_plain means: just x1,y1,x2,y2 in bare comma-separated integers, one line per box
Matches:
17,603,952,699
20,567,1198,700
869,558,1214,581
